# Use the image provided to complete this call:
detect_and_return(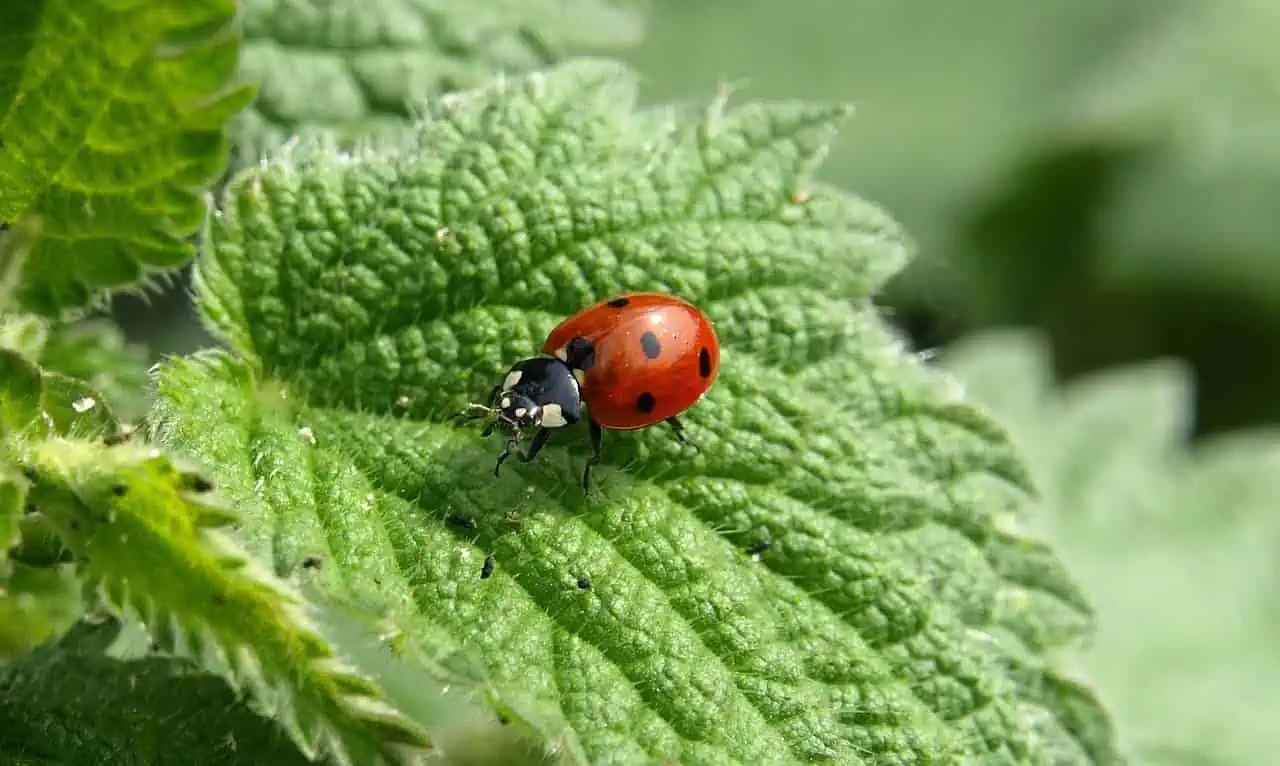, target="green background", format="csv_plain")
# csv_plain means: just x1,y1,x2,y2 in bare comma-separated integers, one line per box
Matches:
115,0,1280,438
